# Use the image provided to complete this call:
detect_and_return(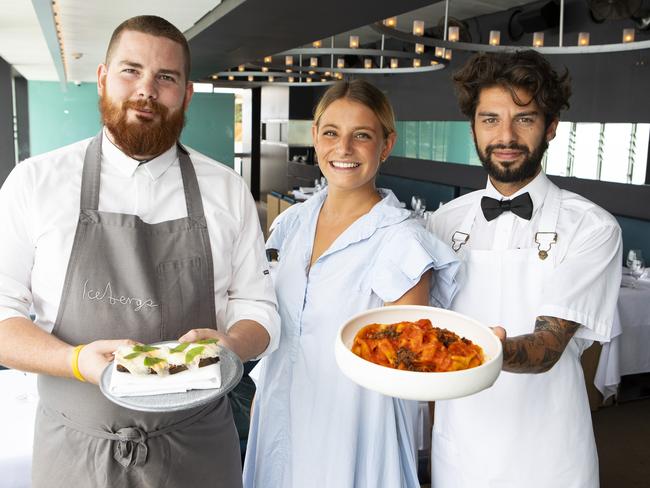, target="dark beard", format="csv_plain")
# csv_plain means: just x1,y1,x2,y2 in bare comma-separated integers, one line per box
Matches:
474,135,548,183
99,86,185,159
